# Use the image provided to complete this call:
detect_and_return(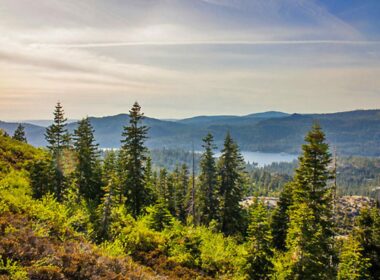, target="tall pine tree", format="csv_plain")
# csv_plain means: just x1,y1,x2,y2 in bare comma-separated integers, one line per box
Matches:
45,102,71,201
217,132,245,235
276,123,335,279
198,133,219,225
12,124,27,143
120,102,150,217
73,117,102,202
